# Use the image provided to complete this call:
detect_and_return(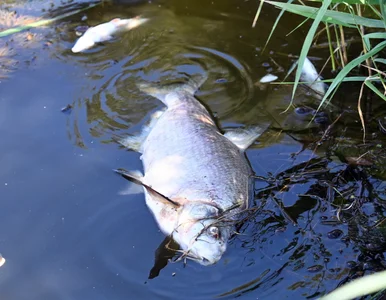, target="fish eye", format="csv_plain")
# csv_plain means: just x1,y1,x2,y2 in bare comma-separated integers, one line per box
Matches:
208,226,220,239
